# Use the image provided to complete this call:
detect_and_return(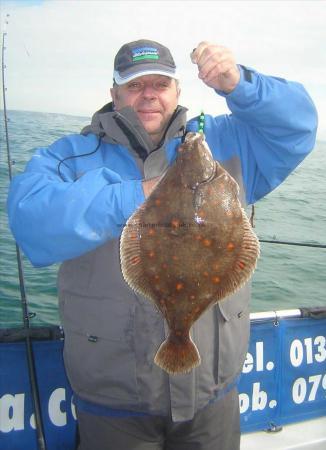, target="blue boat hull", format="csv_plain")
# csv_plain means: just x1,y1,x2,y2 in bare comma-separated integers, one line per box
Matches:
1,312,325,450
